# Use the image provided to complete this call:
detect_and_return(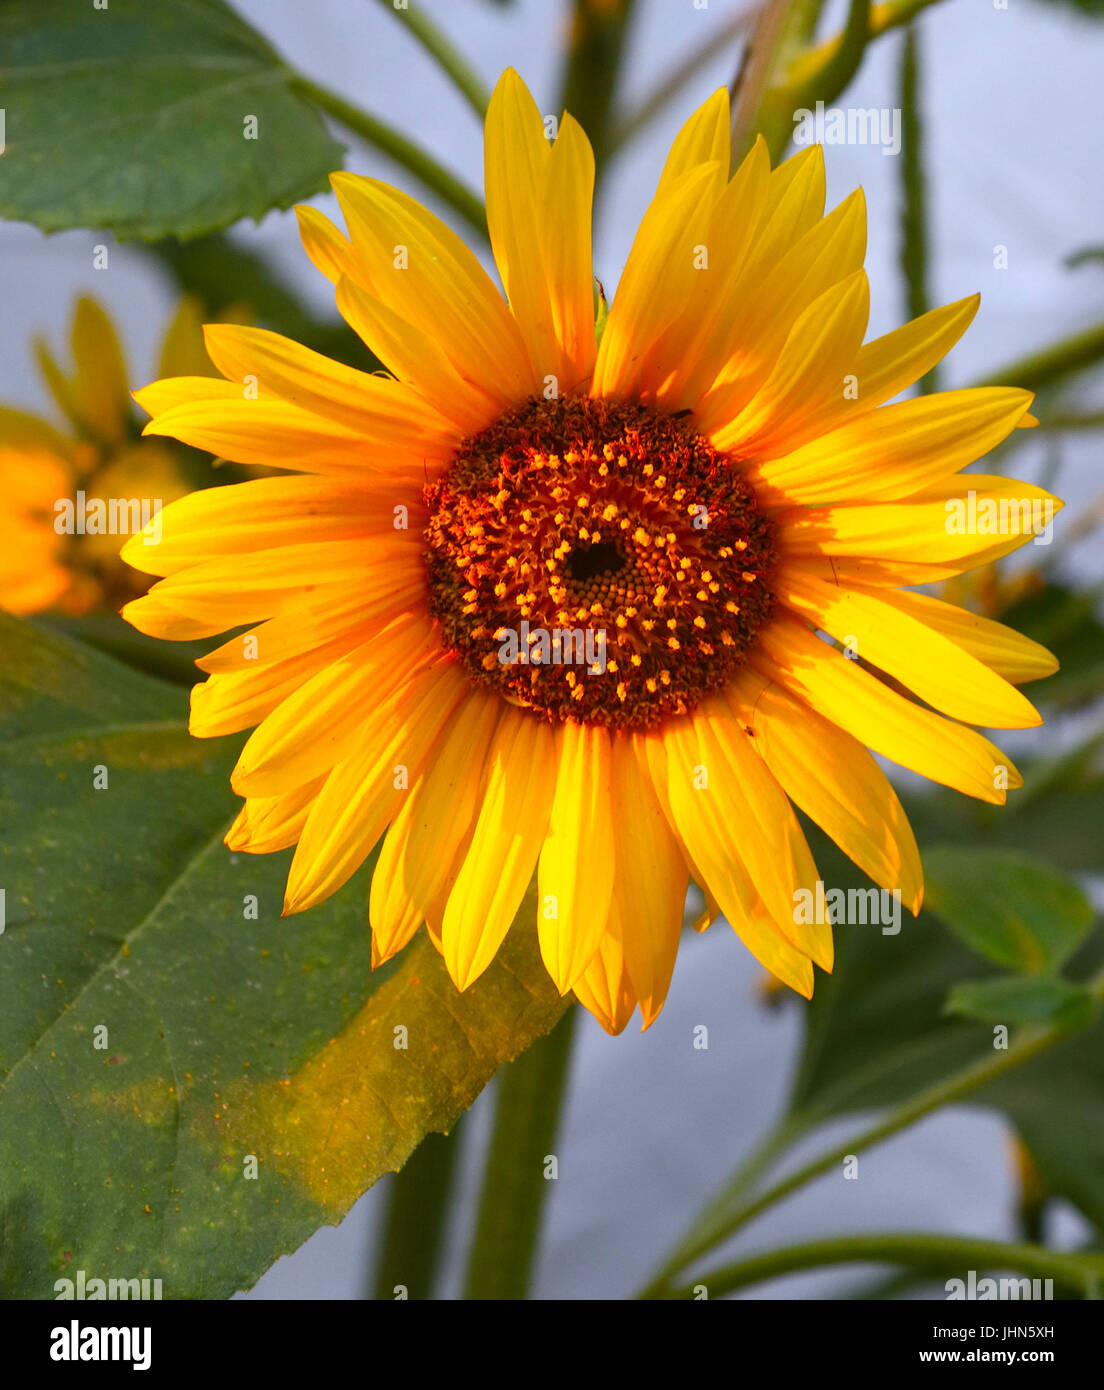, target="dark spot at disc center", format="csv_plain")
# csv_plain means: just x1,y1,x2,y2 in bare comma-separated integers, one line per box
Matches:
566,539,625,584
